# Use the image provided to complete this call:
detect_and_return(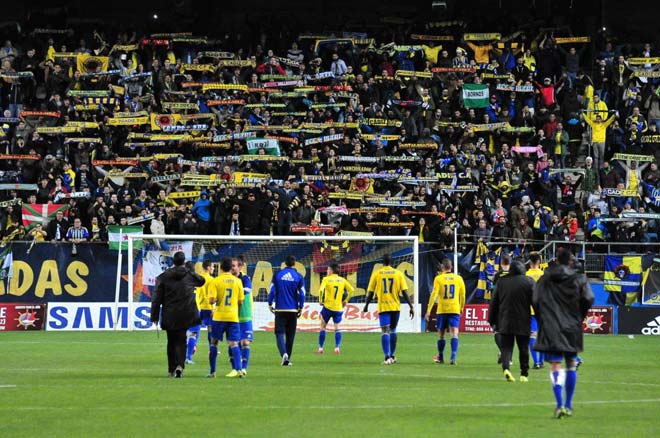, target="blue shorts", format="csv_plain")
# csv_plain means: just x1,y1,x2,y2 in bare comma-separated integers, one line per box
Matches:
200,310,213,327
436,313,460,330
544,351,578,364
378,311,400,330
211,321,240,342
530,316,538,333
239,321,253,341
320,307,343,324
